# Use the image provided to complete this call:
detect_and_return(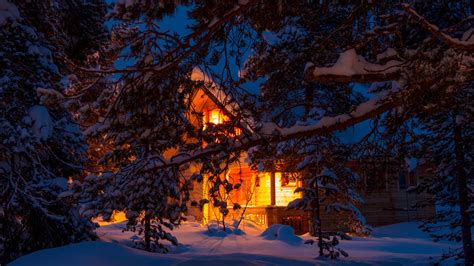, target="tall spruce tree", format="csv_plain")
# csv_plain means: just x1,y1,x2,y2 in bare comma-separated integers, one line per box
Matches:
413,83,474,262
0,0,107,263
287,137,369,259
75,1,196,251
